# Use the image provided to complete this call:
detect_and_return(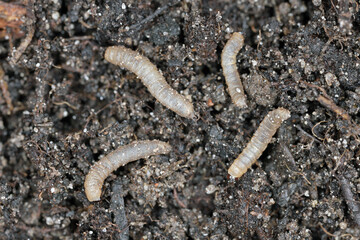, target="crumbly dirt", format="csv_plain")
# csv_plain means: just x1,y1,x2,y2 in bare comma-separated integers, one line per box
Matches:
1,0,360,239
